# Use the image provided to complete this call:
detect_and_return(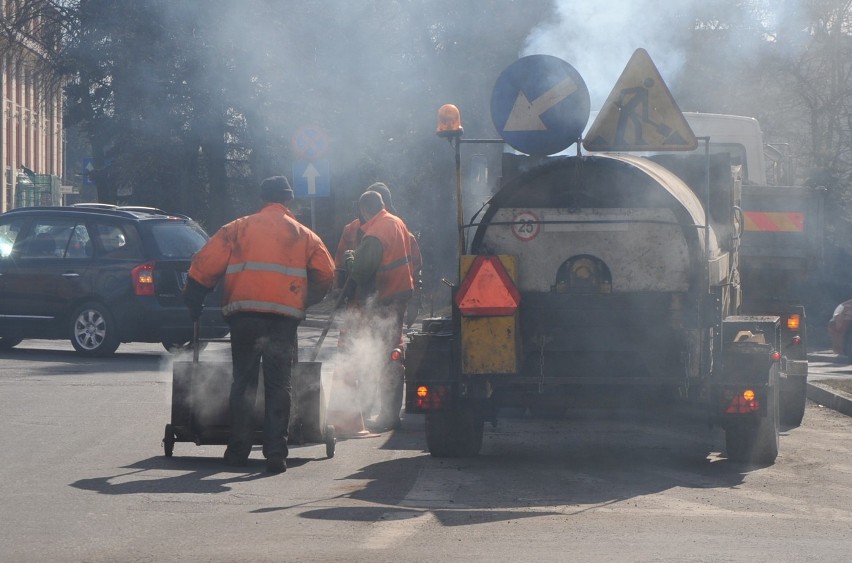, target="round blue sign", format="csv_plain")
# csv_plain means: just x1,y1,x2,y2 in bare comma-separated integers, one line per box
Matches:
292,124,329,161
490,55,590,156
